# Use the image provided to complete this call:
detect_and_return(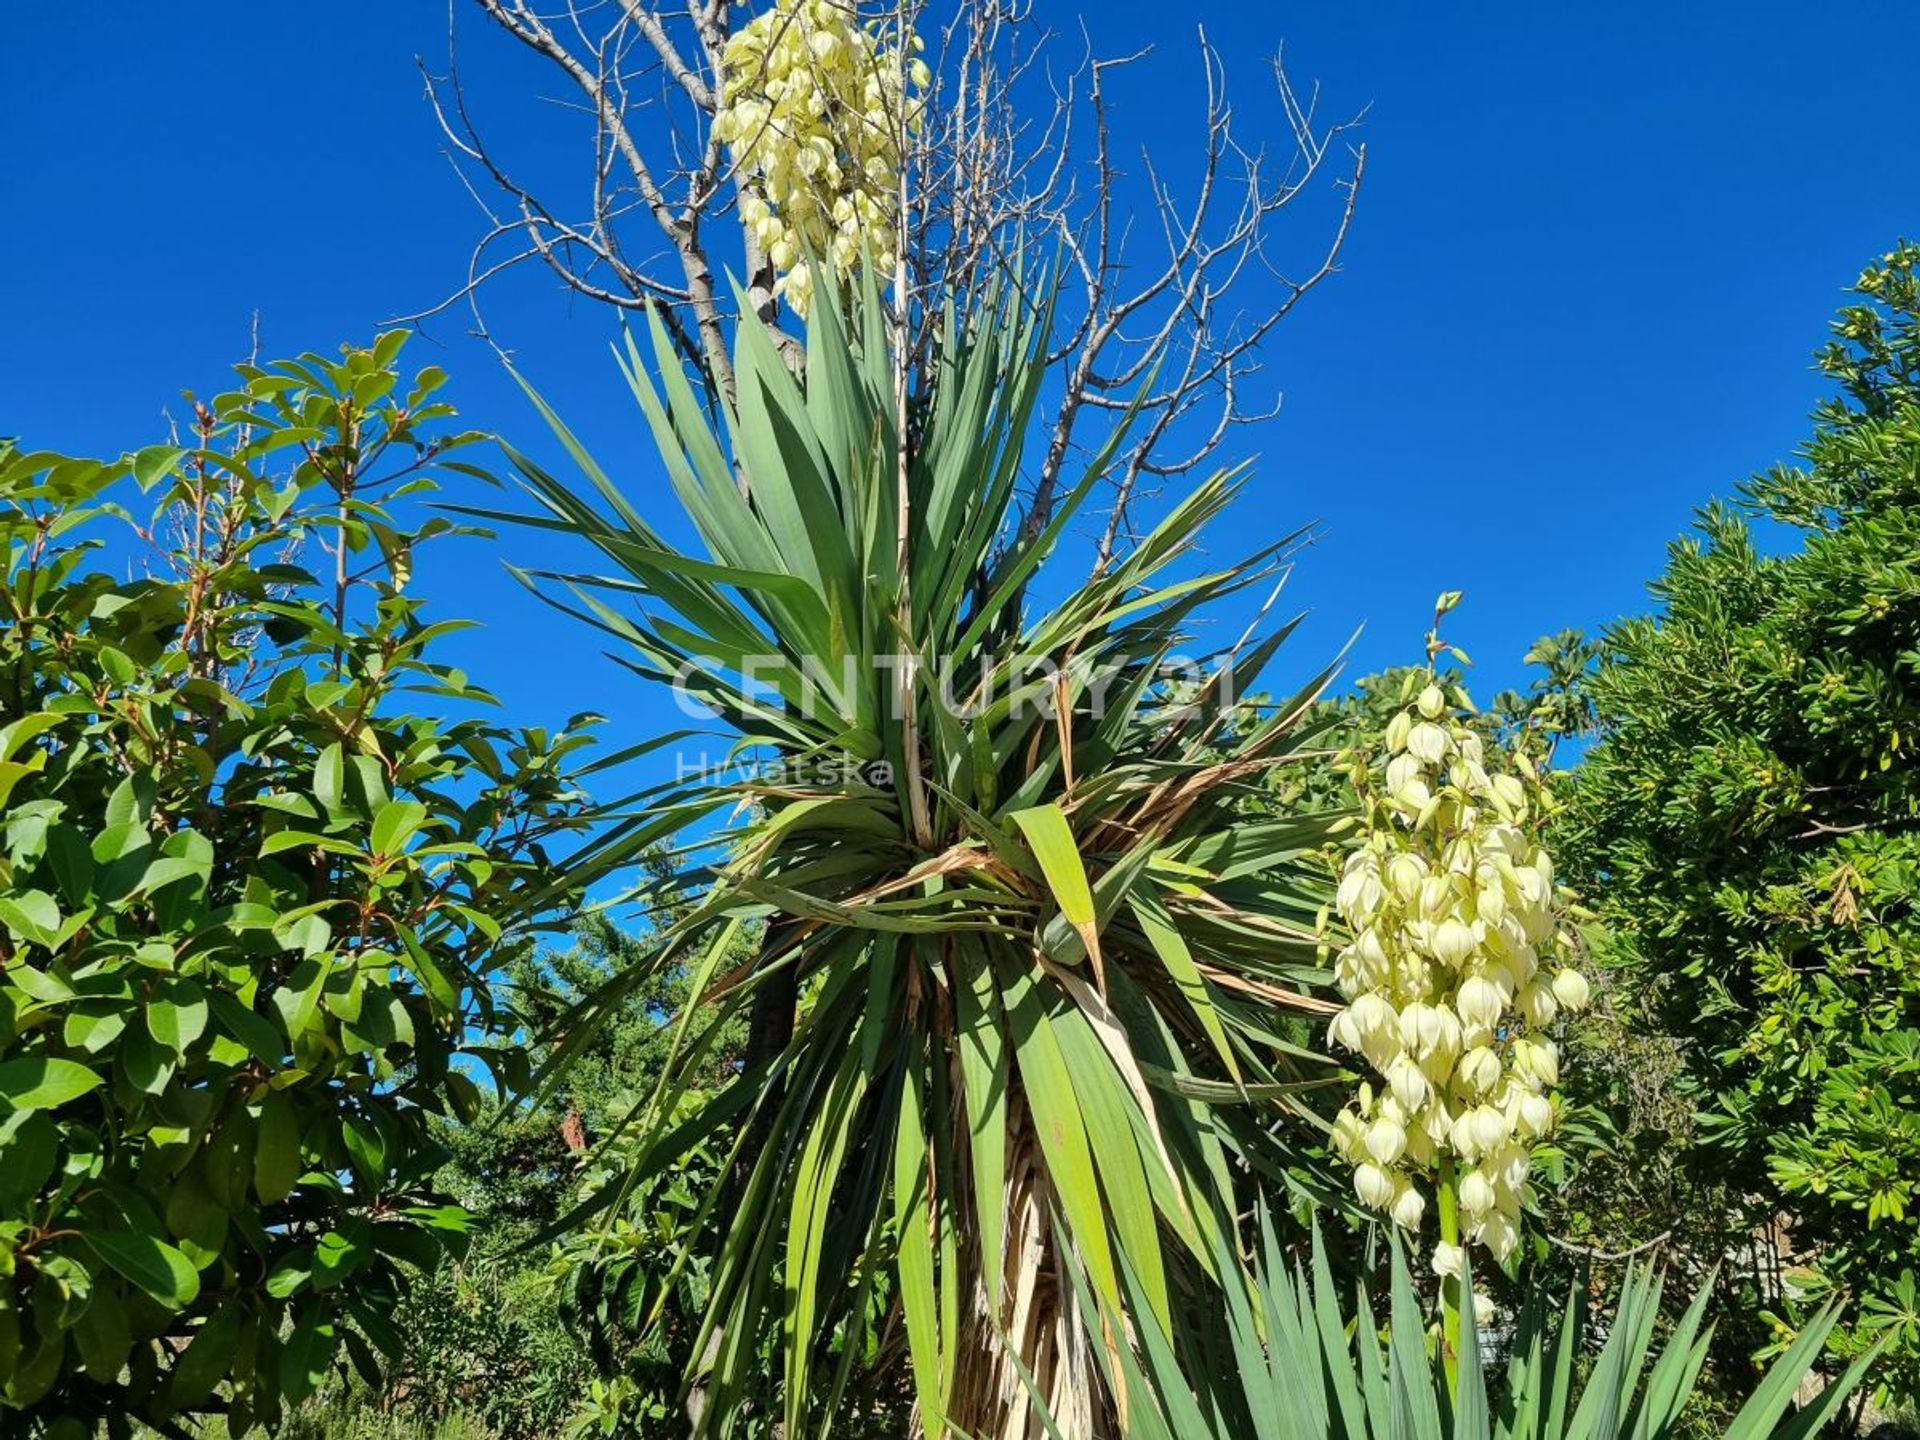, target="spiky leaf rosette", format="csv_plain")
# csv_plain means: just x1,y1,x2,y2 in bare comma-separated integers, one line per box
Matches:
1054,1210,1878,1440
481,275,1346,1439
